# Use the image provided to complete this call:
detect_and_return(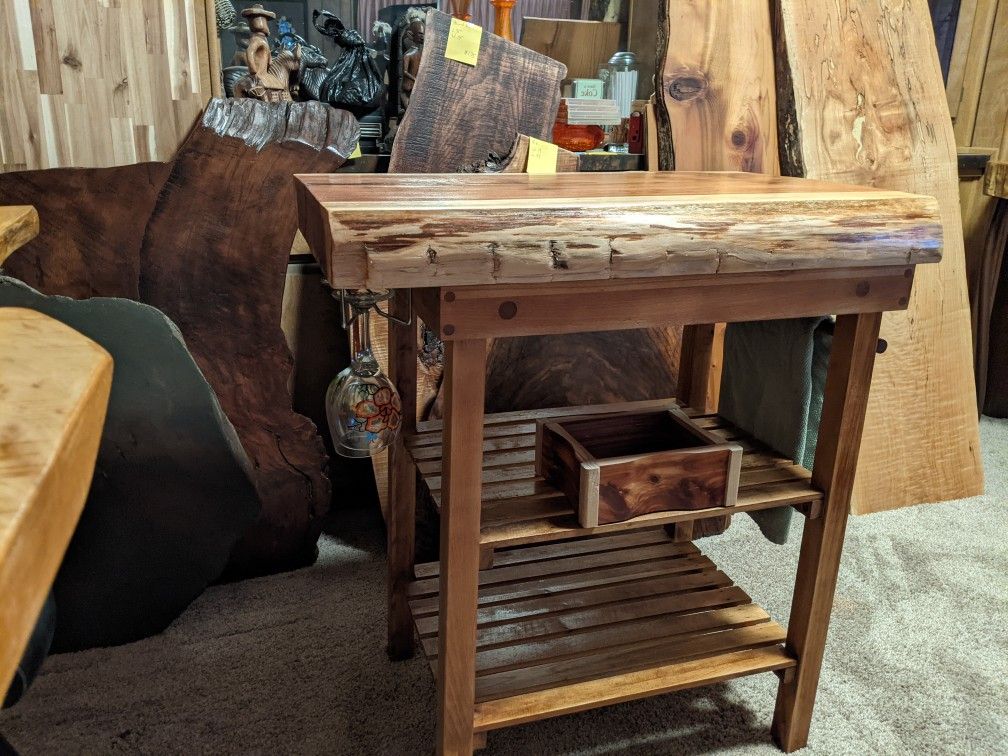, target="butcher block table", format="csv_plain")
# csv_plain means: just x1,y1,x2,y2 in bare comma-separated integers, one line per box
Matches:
295,172,942,754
